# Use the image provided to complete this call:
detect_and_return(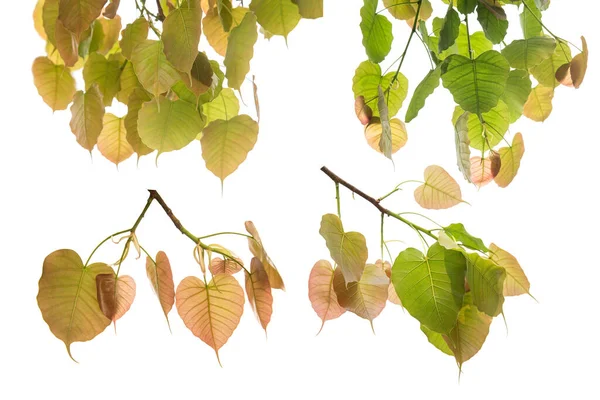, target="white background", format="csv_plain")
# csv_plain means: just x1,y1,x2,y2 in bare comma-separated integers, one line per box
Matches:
1,1,599,398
